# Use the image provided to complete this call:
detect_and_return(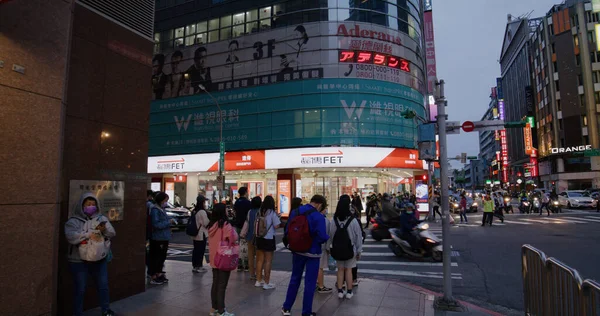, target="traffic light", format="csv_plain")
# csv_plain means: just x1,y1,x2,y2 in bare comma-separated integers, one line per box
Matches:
423,175,427,180
504,121,527,128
